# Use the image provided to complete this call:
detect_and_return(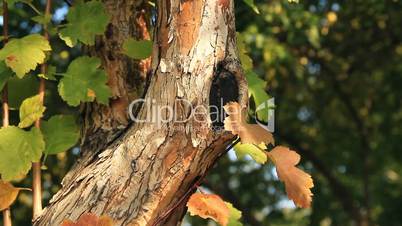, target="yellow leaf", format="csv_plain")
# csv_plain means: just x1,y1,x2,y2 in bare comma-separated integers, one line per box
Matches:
267,146,314,208
0,180,20,211
224,102,274,145
60,213,114,226
187,193,230,226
